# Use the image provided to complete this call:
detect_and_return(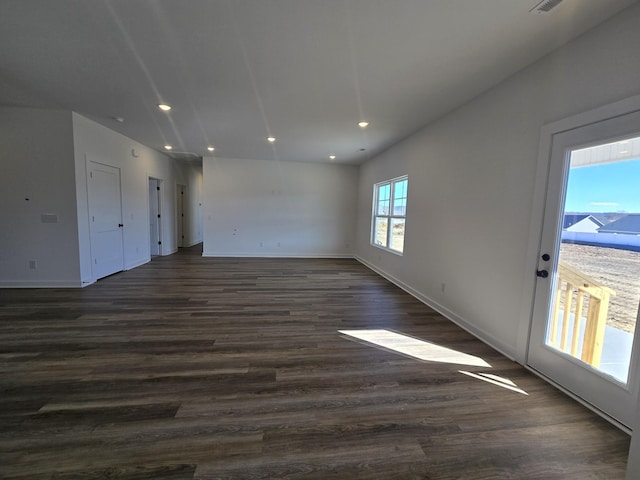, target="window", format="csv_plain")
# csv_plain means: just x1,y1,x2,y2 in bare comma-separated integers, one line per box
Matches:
371,176,408,254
